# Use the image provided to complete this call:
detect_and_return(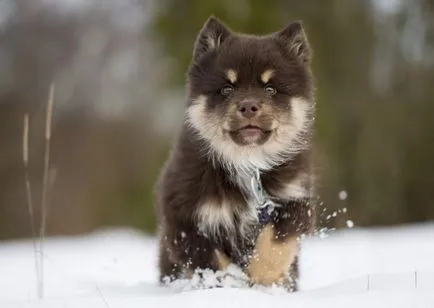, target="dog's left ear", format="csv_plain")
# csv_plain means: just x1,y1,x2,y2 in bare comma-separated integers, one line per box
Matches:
275,21,311,63
193,16,232,62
